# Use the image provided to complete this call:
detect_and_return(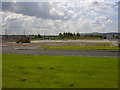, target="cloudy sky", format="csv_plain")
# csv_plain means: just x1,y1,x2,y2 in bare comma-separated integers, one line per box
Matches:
1,0,119,35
